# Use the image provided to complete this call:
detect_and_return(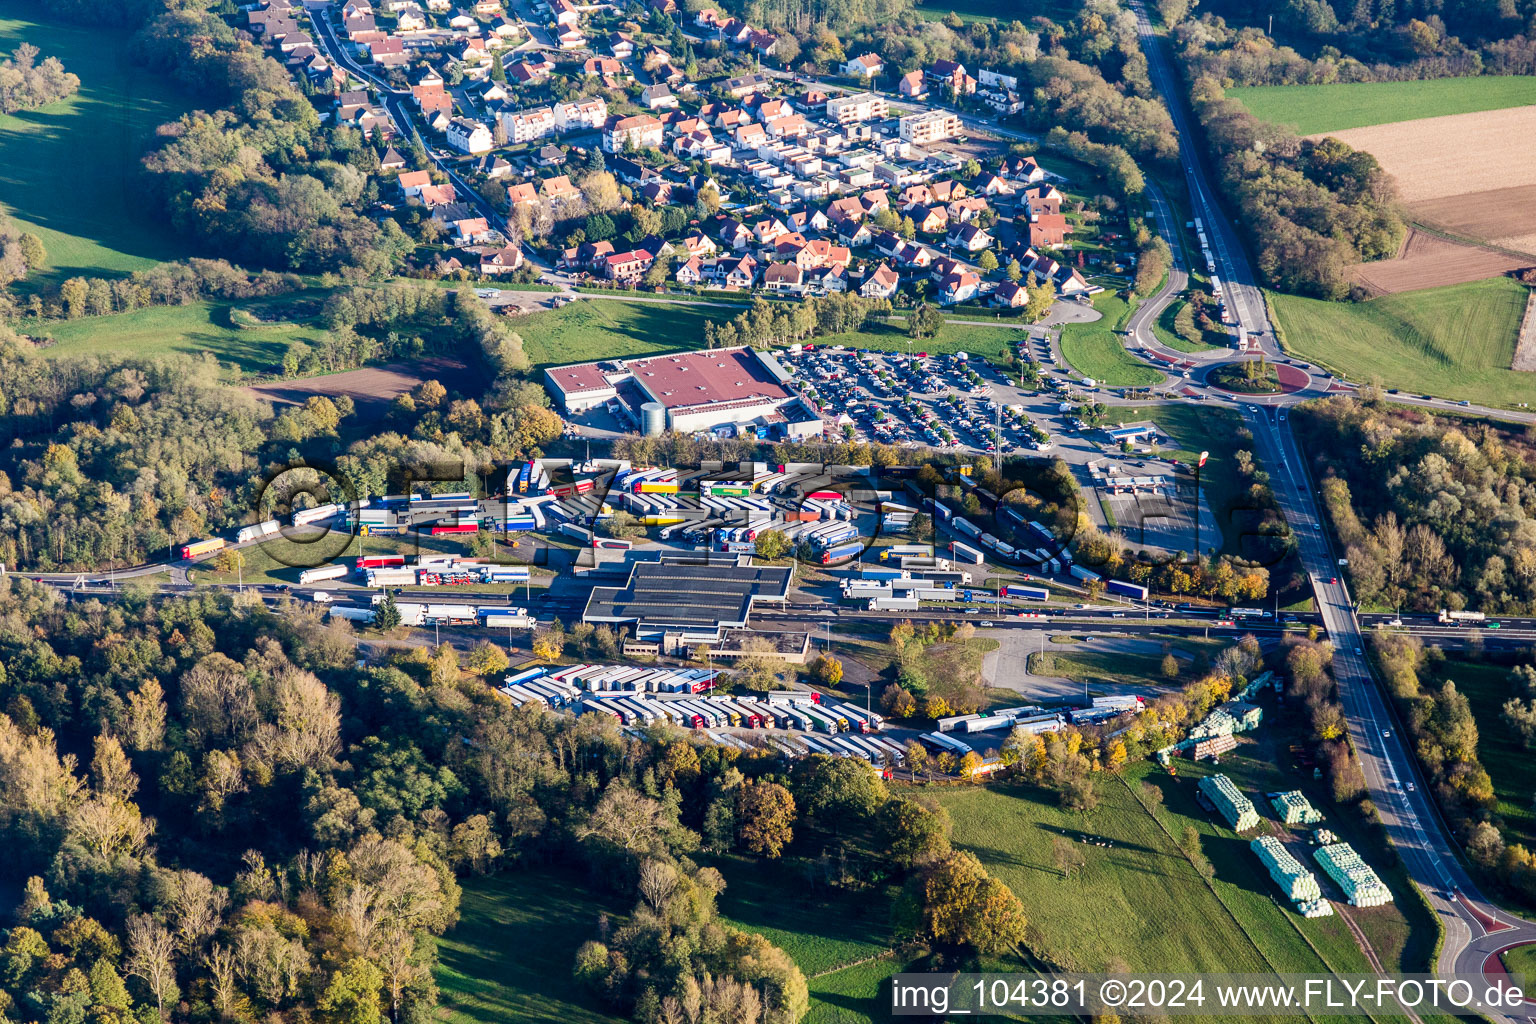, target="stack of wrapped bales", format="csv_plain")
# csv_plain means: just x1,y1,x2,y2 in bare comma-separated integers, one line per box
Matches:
1271,790,1323,826
1314,843,1393,906
1200,774,1259,831
1251,835,1323,902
